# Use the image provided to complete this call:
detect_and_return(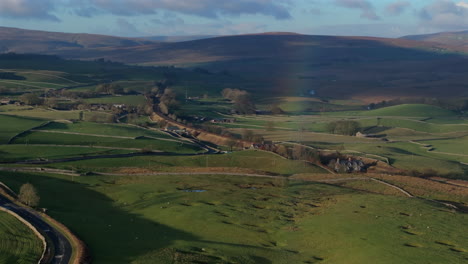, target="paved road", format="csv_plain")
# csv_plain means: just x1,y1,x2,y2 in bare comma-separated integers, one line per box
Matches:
0,195,72,264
